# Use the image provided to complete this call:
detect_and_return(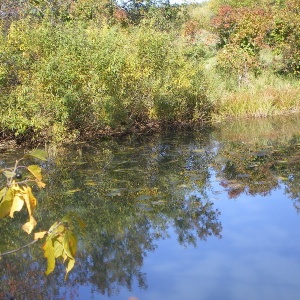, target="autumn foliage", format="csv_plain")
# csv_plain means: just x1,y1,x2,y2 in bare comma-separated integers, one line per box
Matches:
211,1,300,76
0,150,84,279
